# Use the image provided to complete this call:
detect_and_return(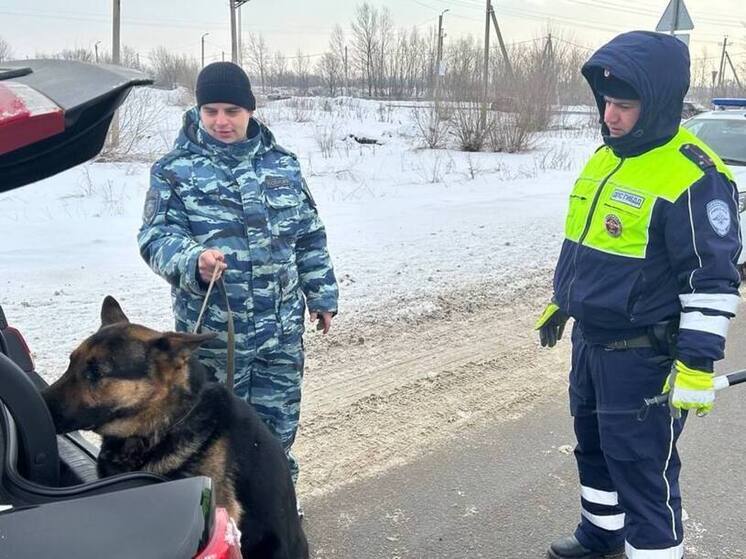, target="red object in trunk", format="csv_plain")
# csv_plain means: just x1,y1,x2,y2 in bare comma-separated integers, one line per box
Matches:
194,507,243,559
0,82,64,156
